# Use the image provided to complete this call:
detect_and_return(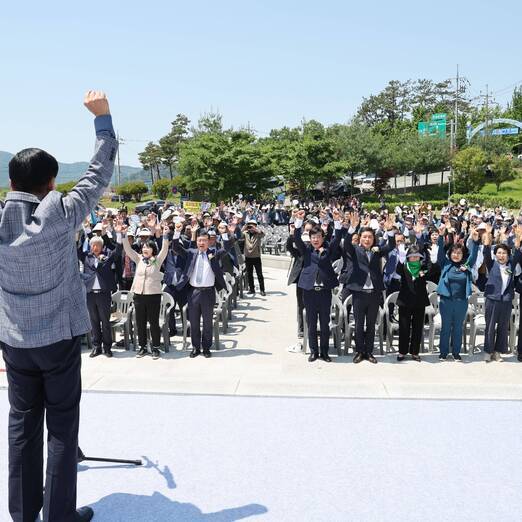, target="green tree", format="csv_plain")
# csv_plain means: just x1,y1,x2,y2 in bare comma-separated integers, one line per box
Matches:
452,146,487,193
152,178,172,199
138,142,163,184
159,113,190,179
490,154,516,191
116,181,148,202
411,135,451,185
